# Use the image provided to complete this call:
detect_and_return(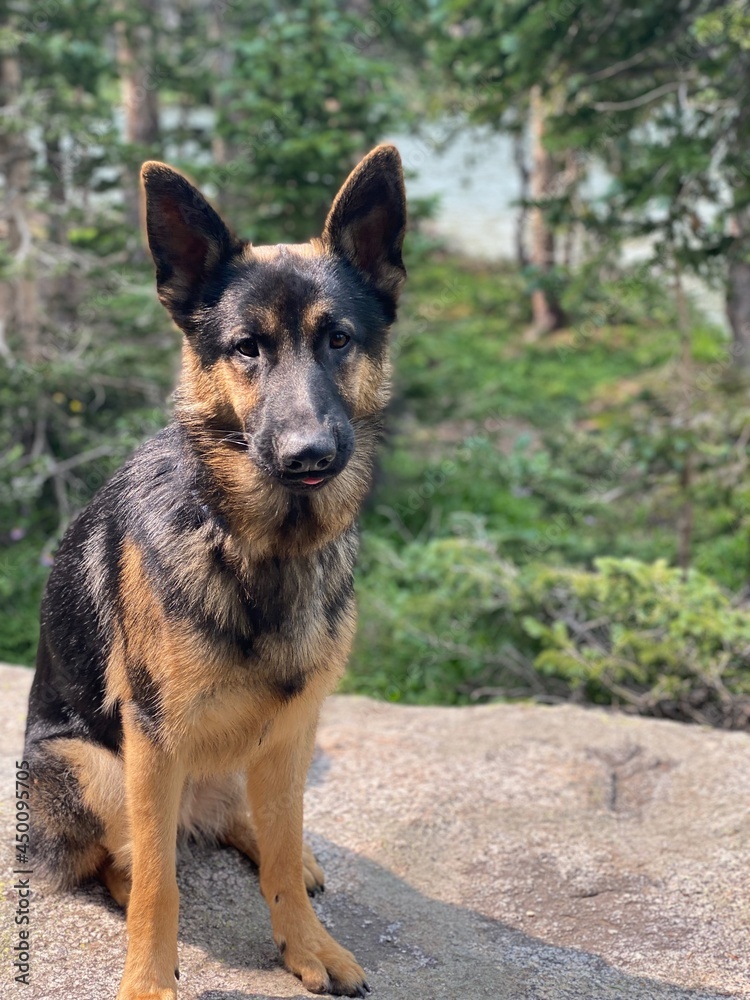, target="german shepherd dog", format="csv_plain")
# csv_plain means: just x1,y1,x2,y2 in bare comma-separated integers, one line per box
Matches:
23,144,406,999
